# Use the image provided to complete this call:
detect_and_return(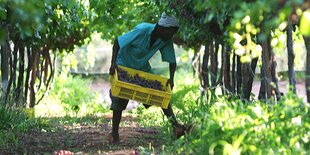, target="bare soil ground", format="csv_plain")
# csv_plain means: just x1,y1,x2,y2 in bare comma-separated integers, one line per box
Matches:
1,79,165,155
1,115,164,155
